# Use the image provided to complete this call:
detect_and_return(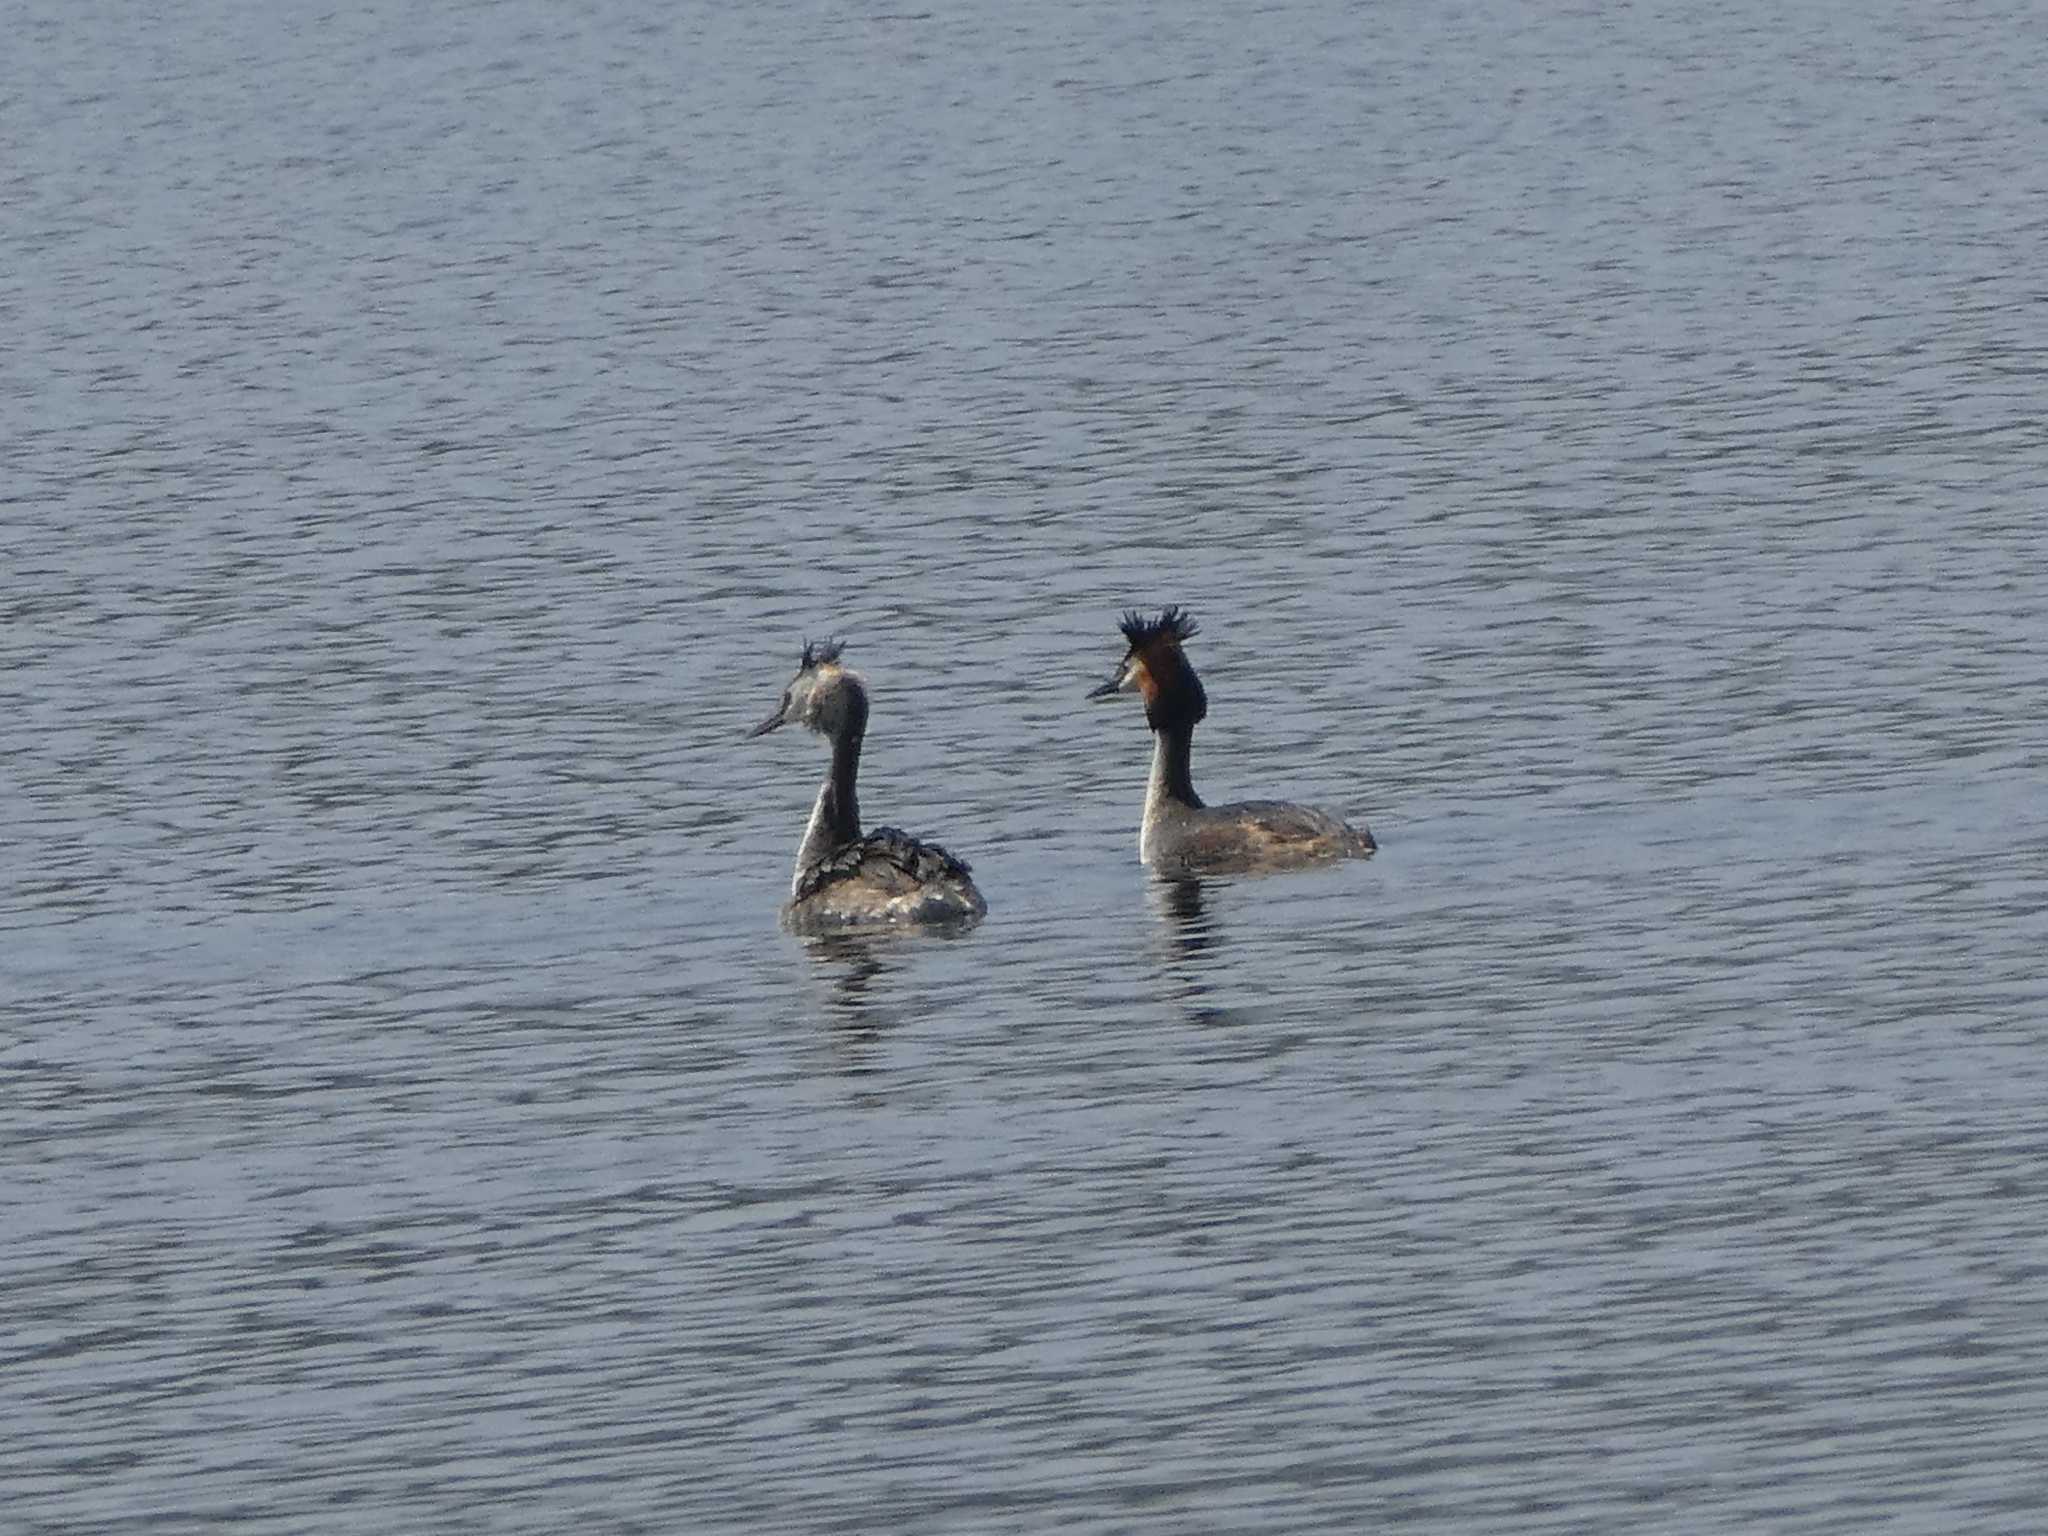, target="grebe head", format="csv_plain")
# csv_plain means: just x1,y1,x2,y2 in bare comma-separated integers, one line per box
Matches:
748,638,869,742
1087,606,1207,731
